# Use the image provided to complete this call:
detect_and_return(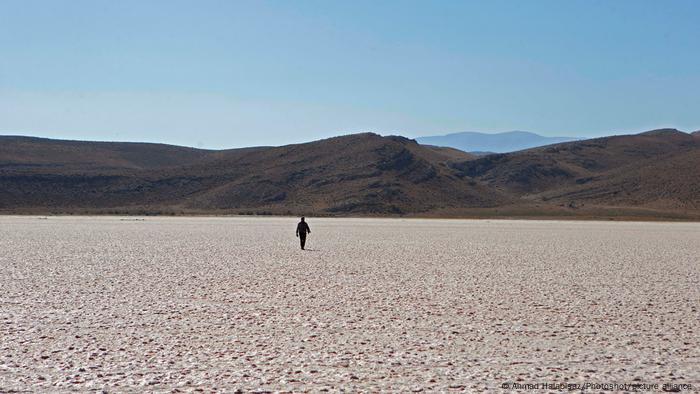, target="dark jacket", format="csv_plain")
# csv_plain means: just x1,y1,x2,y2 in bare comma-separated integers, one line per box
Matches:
296,221,310,236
